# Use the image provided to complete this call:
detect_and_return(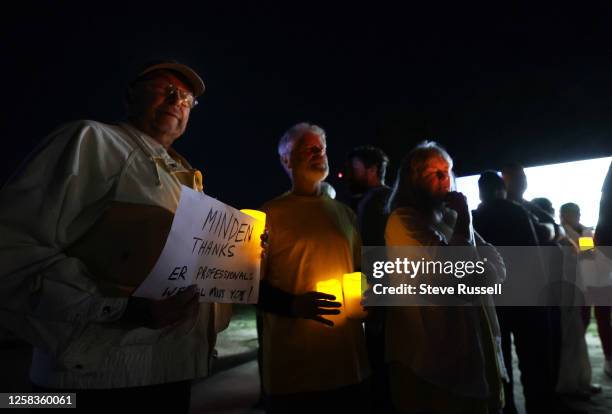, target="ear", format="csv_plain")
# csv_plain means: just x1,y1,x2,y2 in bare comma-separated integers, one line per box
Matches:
280,154,291,173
